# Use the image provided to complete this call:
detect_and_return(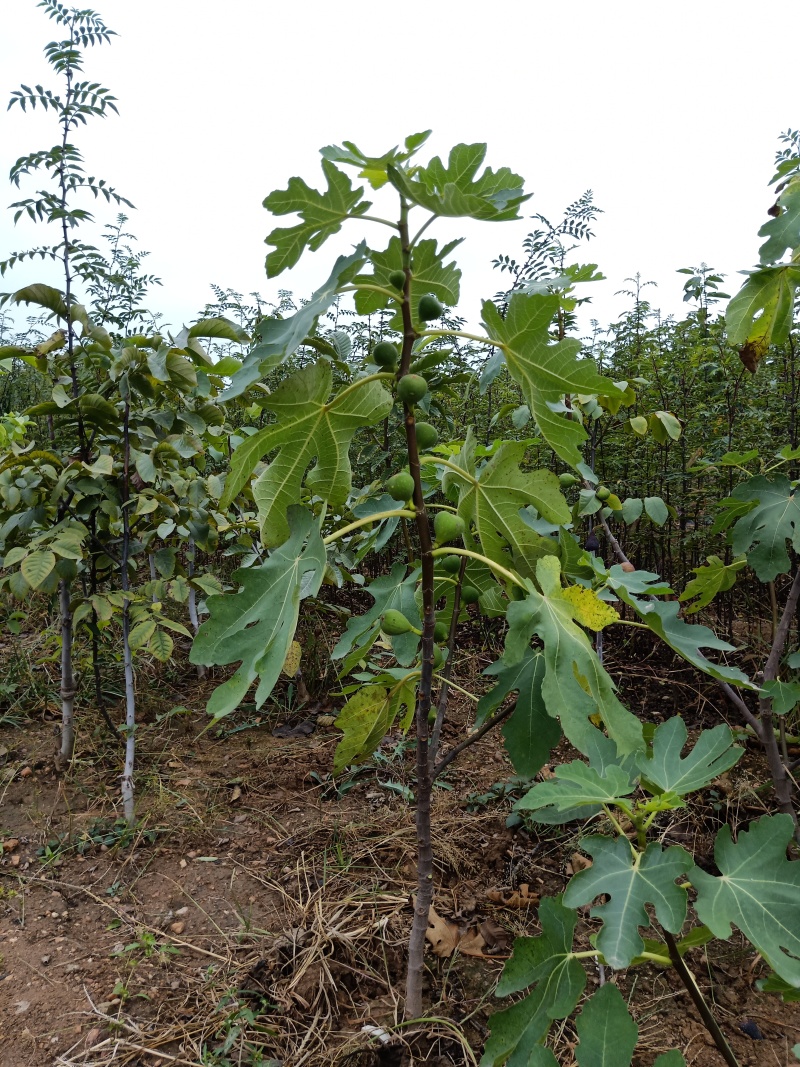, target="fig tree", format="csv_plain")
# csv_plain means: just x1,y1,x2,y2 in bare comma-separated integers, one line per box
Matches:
434,511,465,546
434,621,449,642
461,584,480,604
397,373,428,405
418,293,443,321
386,471,415,501
372,340,399,368
382,609,414,636
388,269,406,290
440,554,461,574
415,421,438,450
